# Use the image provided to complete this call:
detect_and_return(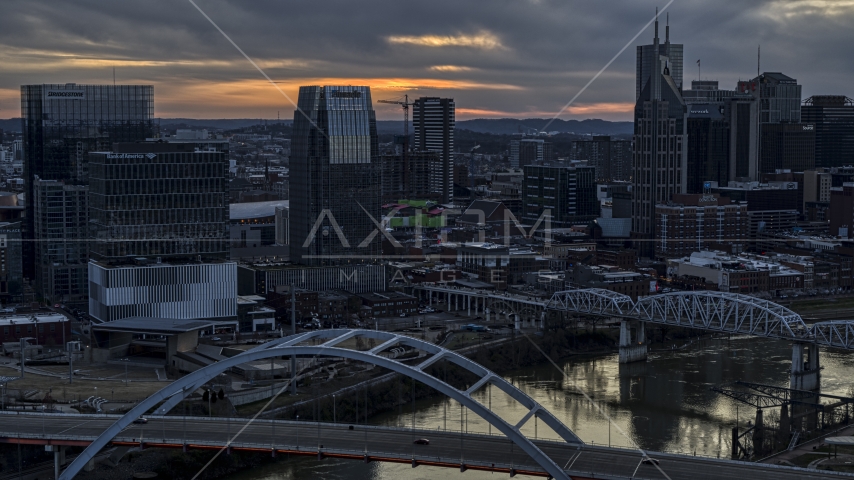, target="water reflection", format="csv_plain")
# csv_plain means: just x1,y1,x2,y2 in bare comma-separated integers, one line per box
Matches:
226,336,853,479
